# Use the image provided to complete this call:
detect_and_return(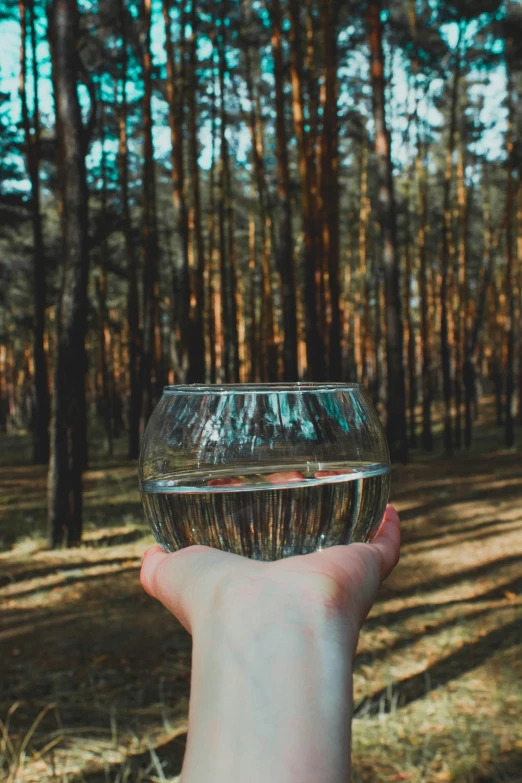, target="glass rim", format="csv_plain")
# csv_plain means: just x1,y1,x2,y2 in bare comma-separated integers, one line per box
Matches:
162,382,364,395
